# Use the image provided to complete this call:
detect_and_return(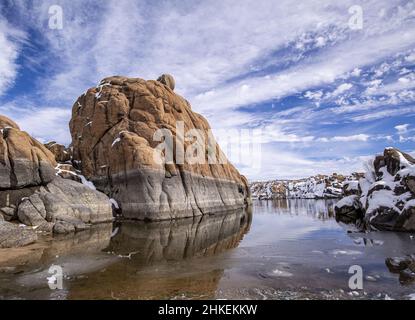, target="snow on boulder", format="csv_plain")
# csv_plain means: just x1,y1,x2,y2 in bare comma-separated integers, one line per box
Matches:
335,148,415,232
